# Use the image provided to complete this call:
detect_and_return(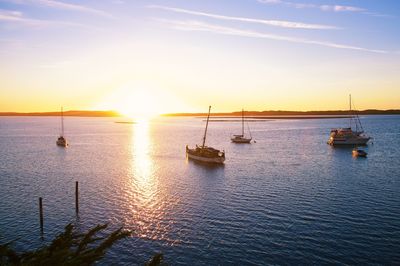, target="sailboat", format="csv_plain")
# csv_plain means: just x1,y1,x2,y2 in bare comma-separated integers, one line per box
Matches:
56,107,68,147
231,109,252,143
328,95,370,146
186,106,225,164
